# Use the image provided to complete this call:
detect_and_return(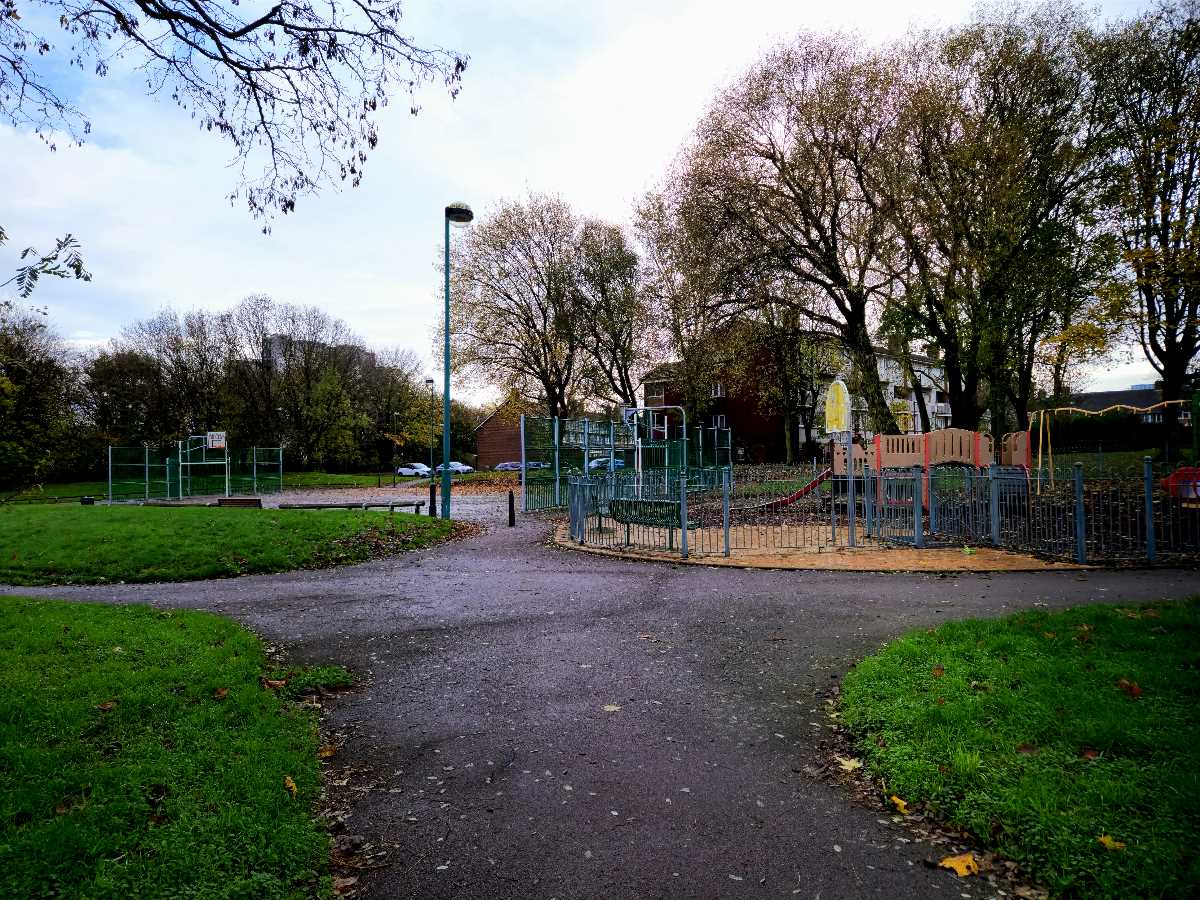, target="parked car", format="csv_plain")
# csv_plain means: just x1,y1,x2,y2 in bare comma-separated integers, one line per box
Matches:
395,462,432,477
435,461,475,474
587,458,626,471
493,461,523,471
525,461,551,470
